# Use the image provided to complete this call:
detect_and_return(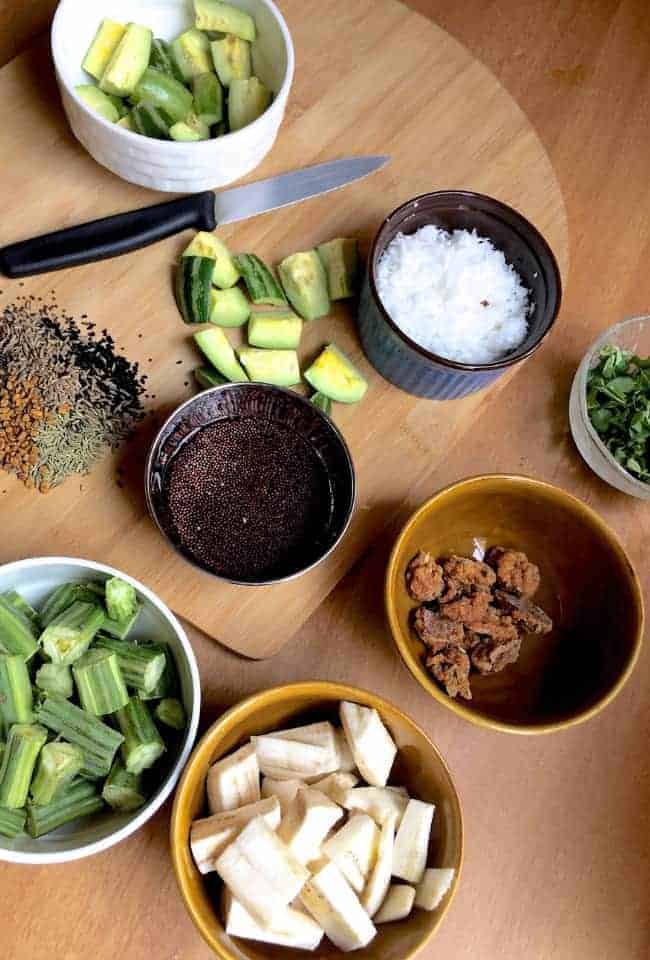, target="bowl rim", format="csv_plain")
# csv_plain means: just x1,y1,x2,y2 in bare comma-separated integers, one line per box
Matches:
51,0,296,152
575,314,650,493
0,555,201,865
385,473,645,735
170,680,464,960
144,381,357,586
367,190,563,372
